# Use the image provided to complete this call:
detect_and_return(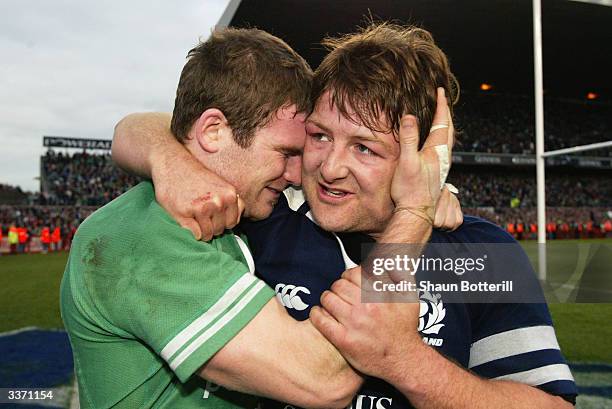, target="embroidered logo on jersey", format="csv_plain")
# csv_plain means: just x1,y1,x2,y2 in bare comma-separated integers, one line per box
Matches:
419,290,446,347
275,283,311,311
